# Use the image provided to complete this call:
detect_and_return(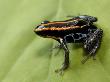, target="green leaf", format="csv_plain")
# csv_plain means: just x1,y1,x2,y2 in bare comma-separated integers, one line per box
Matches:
0,0,109,82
